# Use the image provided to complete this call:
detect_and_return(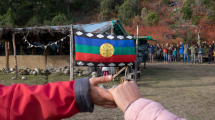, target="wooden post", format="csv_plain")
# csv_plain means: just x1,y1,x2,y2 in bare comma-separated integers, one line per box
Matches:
12,34,18,78
198,25,201,44
70,24,74,80
5,41,9,68
135,26,139,82
110,21,114,75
